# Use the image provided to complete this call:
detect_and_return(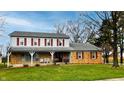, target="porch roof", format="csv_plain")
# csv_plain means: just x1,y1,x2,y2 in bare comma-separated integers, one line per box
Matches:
70,43,102,51
9,43,101,52
9,47,74,52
